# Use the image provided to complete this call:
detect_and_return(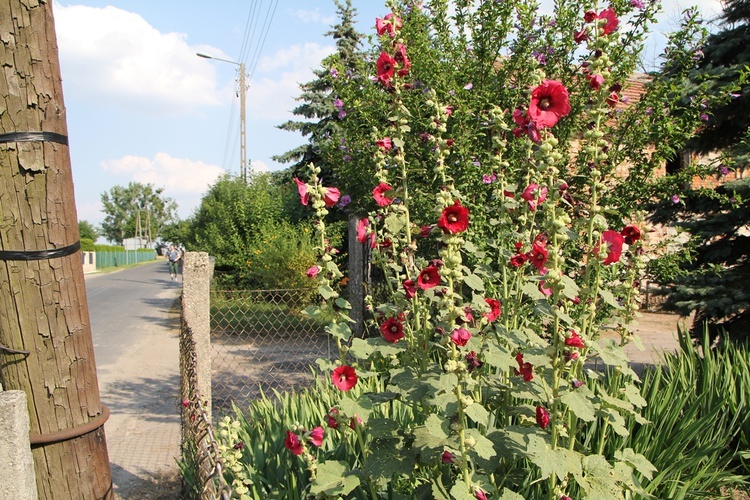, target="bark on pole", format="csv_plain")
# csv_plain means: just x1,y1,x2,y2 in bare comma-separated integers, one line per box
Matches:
0,1,113,498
